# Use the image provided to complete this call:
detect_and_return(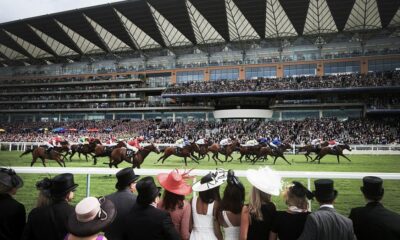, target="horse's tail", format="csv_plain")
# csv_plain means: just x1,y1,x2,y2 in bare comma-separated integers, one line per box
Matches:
20,148,34,157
